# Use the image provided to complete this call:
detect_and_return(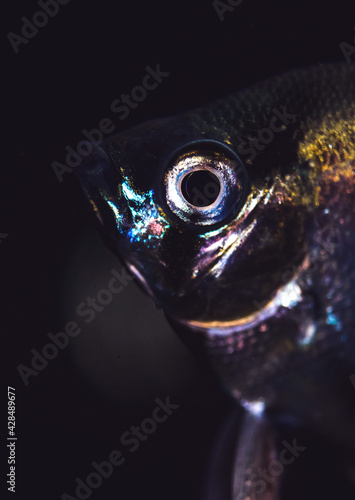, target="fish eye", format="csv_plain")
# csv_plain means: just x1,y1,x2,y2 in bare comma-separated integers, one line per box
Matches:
164,141,248,226
181,170,221,207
